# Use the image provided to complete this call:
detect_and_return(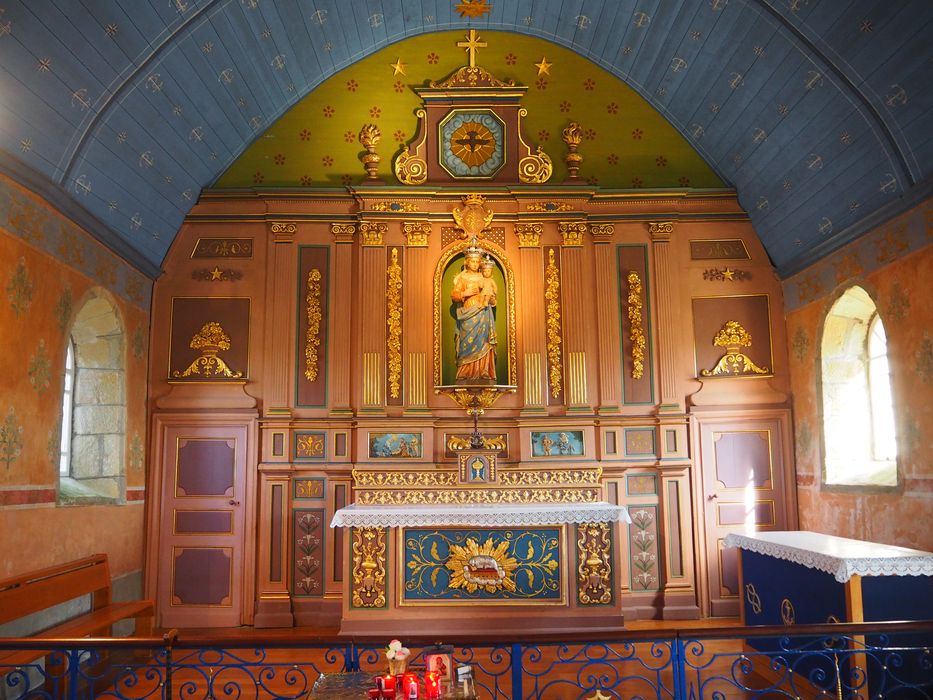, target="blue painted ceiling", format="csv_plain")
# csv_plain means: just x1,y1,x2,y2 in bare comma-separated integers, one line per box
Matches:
0,0,930,278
